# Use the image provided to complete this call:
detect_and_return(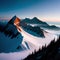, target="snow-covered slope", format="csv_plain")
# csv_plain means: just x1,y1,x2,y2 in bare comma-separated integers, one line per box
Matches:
19,27,57,48
0,26,58,60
